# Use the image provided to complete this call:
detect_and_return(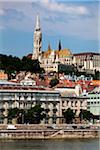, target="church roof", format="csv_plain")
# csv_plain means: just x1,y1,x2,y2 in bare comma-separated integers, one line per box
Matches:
42,49,53,58
42,48,72,58
56,49,72,58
